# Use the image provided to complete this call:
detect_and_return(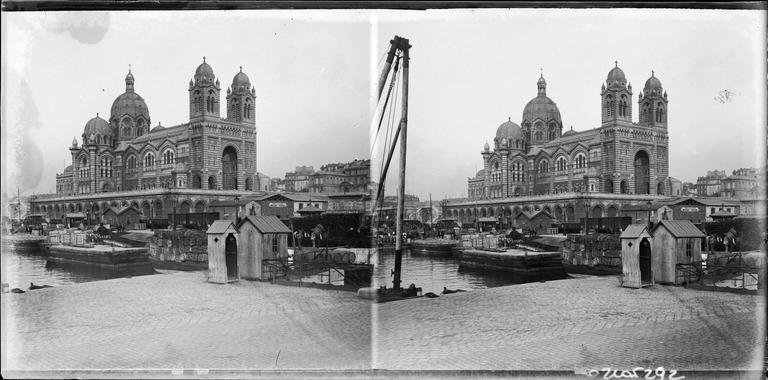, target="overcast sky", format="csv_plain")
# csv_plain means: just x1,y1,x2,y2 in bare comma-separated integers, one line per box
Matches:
2,10,371,198
375,8,766,200
2,9,765,201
